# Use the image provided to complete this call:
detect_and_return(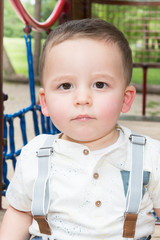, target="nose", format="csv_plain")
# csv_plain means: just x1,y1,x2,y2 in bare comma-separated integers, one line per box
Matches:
74,89,92,106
